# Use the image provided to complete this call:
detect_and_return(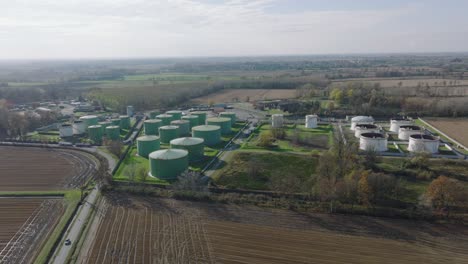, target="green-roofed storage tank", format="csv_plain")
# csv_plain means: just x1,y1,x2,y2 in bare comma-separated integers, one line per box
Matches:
88,125,103,144
98,121,112,134
159,125,179,143
111,118,121,126
149,110,160,119
144,119,162,135
181,115,199,129
106,125,120,140
170,137,204,162
119,115,131,129
192,125,221,146
219,112,236,126
191,111,207,125
166,110,182,120
149,149,188,180
79,115,99,130
171,120,190,136
156,114,174,126
207,117,231,135
137,135,160,158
